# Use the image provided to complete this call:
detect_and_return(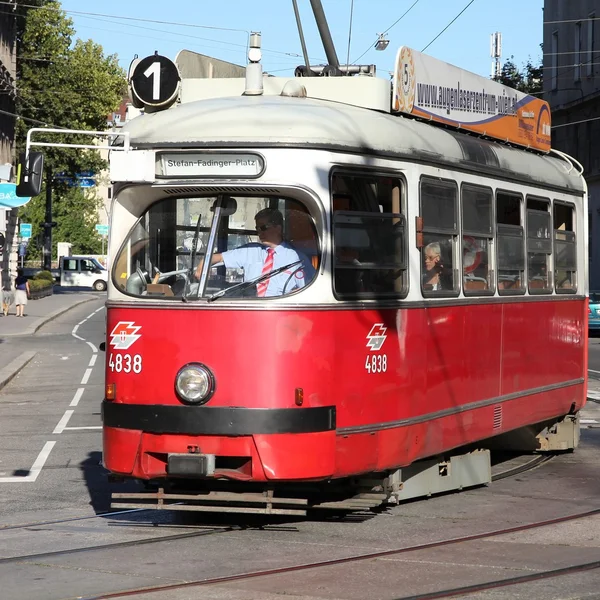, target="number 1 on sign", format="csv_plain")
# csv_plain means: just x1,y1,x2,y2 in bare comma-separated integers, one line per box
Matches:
144,62,161,101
